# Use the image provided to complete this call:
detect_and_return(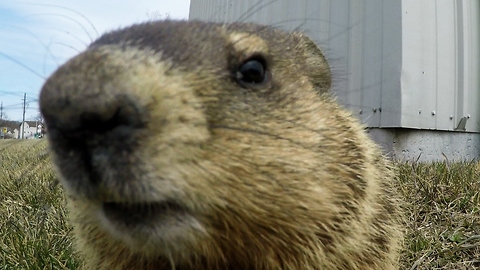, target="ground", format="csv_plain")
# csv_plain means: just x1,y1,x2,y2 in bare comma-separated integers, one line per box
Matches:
0,139,479,269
